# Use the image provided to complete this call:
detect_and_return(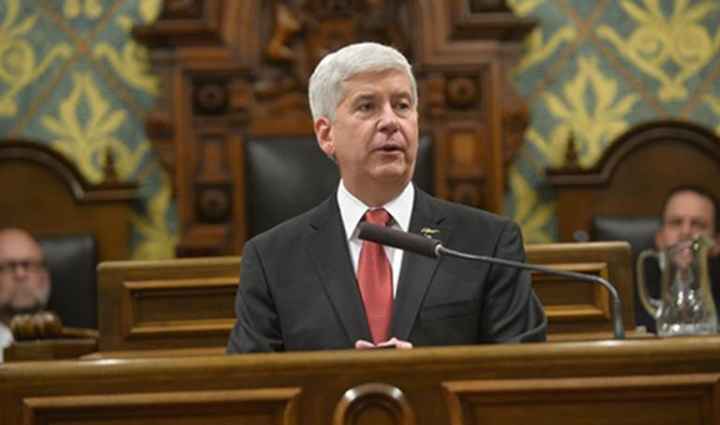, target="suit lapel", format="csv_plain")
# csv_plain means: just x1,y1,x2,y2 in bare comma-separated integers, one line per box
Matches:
308,197,372,344
391,189,448,340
